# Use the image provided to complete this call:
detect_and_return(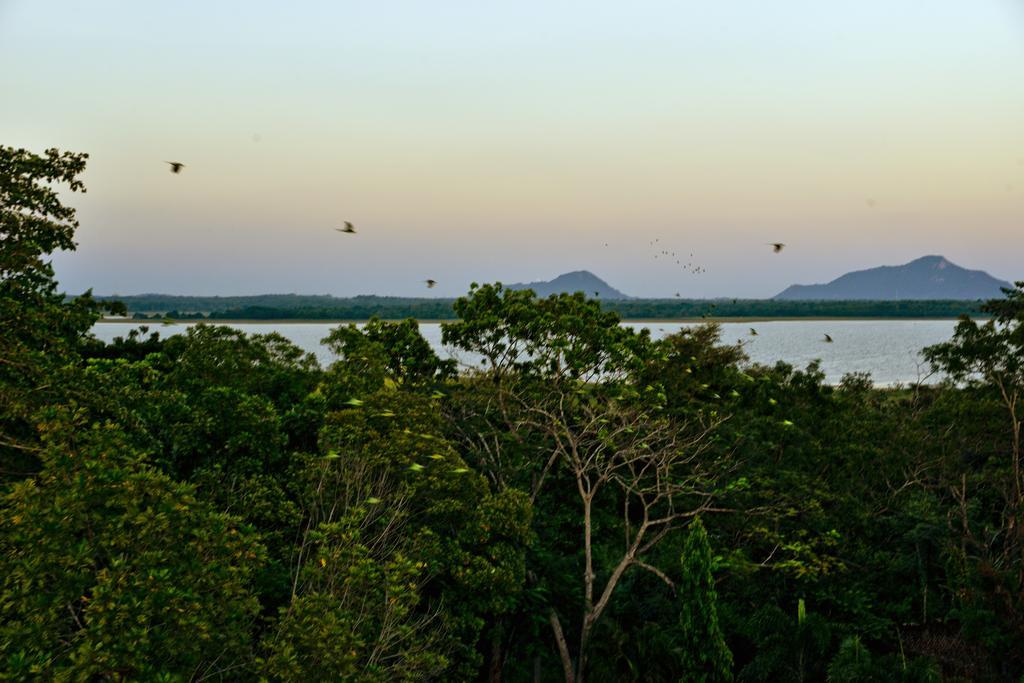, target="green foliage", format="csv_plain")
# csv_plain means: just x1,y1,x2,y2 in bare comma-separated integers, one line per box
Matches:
443,282,652,380
260,516,448,682
7,144,1024,681
733,602,832,682
678,518,733,682
0,419,263,680
161,325,320,411
441,284,737,681
322,317,455,390
0,146,112,479
302,391,532,679
923,281,1024,661
826,636,940,683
